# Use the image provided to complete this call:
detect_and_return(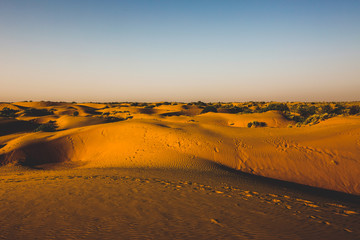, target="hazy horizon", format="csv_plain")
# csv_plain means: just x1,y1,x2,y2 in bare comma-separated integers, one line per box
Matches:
1,0,359,102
